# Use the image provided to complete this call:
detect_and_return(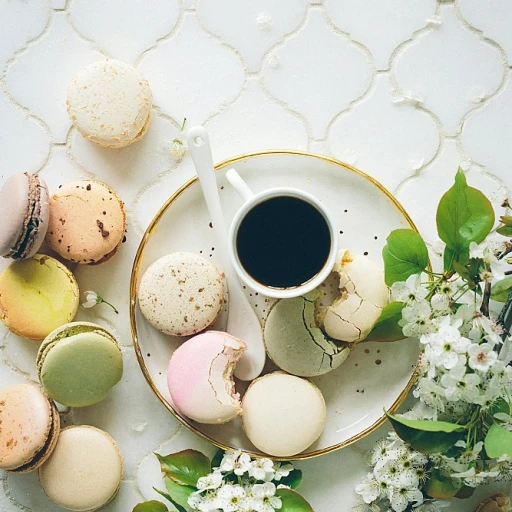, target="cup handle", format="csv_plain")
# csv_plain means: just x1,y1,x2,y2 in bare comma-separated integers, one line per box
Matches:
226,169,254,202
